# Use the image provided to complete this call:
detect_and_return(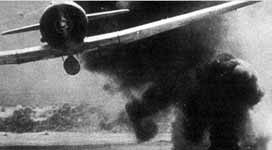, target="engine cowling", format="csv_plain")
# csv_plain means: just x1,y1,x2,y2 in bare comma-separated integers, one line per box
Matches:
40,2,88,49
